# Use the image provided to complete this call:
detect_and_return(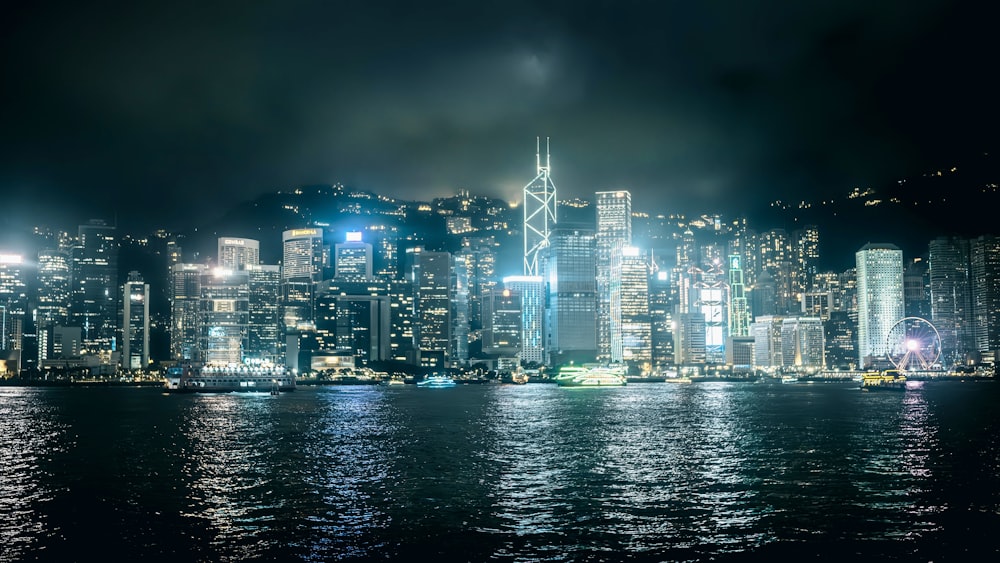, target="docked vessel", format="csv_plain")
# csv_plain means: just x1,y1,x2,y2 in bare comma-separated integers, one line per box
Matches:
163,363,296,393
416,375,457,388
554,365,627,387
860,370,907,391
